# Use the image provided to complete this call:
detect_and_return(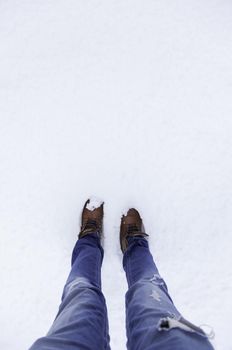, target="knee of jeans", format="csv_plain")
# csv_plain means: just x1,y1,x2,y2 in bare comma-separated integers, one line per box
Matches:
149,274,167,288
65,276,91,293
62,276,94,300
135,274,168,295
126,275,175,312
62,276,106,306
